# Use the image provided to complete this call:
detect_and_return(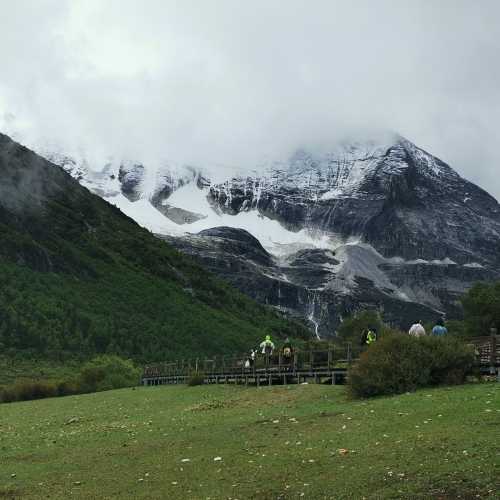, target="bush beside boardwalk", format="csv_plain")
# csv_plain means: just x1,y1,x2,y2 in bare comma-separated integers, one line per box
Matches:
348,335,476,398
